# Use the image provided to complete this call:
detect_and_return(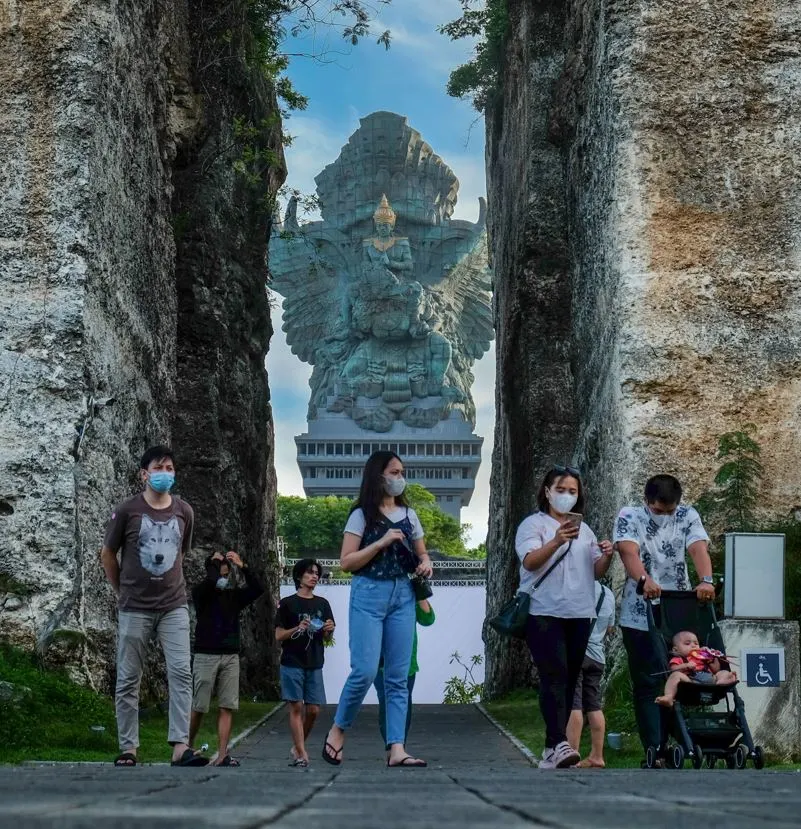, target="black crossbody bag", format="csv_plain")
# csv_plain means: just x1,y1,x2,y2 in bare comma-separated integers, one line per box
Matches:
488,541,574,640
